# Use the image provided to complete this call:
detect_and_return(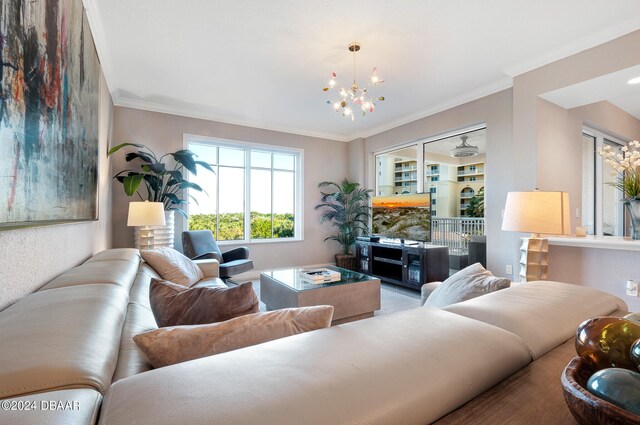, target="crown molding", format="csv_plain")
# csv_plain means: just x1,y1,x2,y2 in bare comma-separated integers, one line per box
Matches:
344,77,513,141
504,17,640,77
113,94,349,142
115,77,512,145
83,0,115,99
